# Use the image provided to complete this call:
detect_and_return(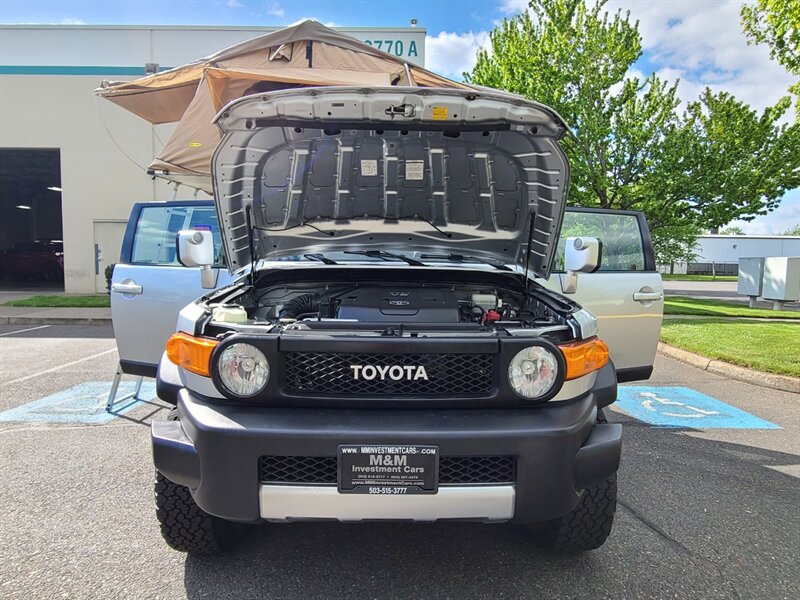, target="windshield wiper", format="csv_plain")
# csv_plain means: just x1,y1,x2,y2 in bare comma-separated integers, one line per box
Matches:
343,250,426,266
304,253,338,265
420,253,512,271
